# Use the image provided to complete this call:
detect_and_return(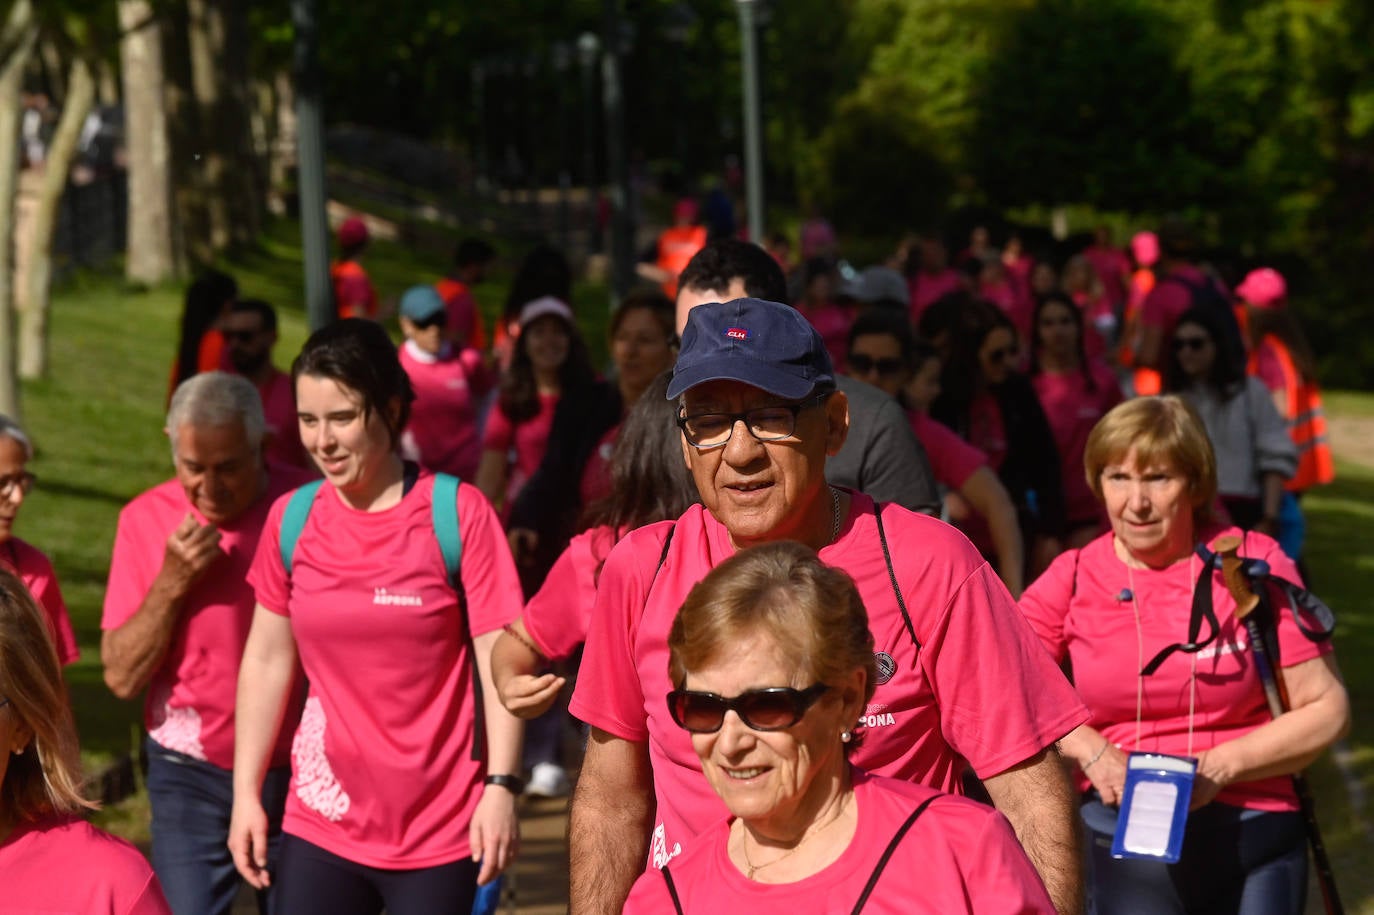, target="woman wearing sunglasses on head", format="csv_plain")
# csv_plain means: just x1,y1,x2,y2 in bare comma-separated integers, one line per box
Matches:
1163,306,1296,534
623,542,1054,914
